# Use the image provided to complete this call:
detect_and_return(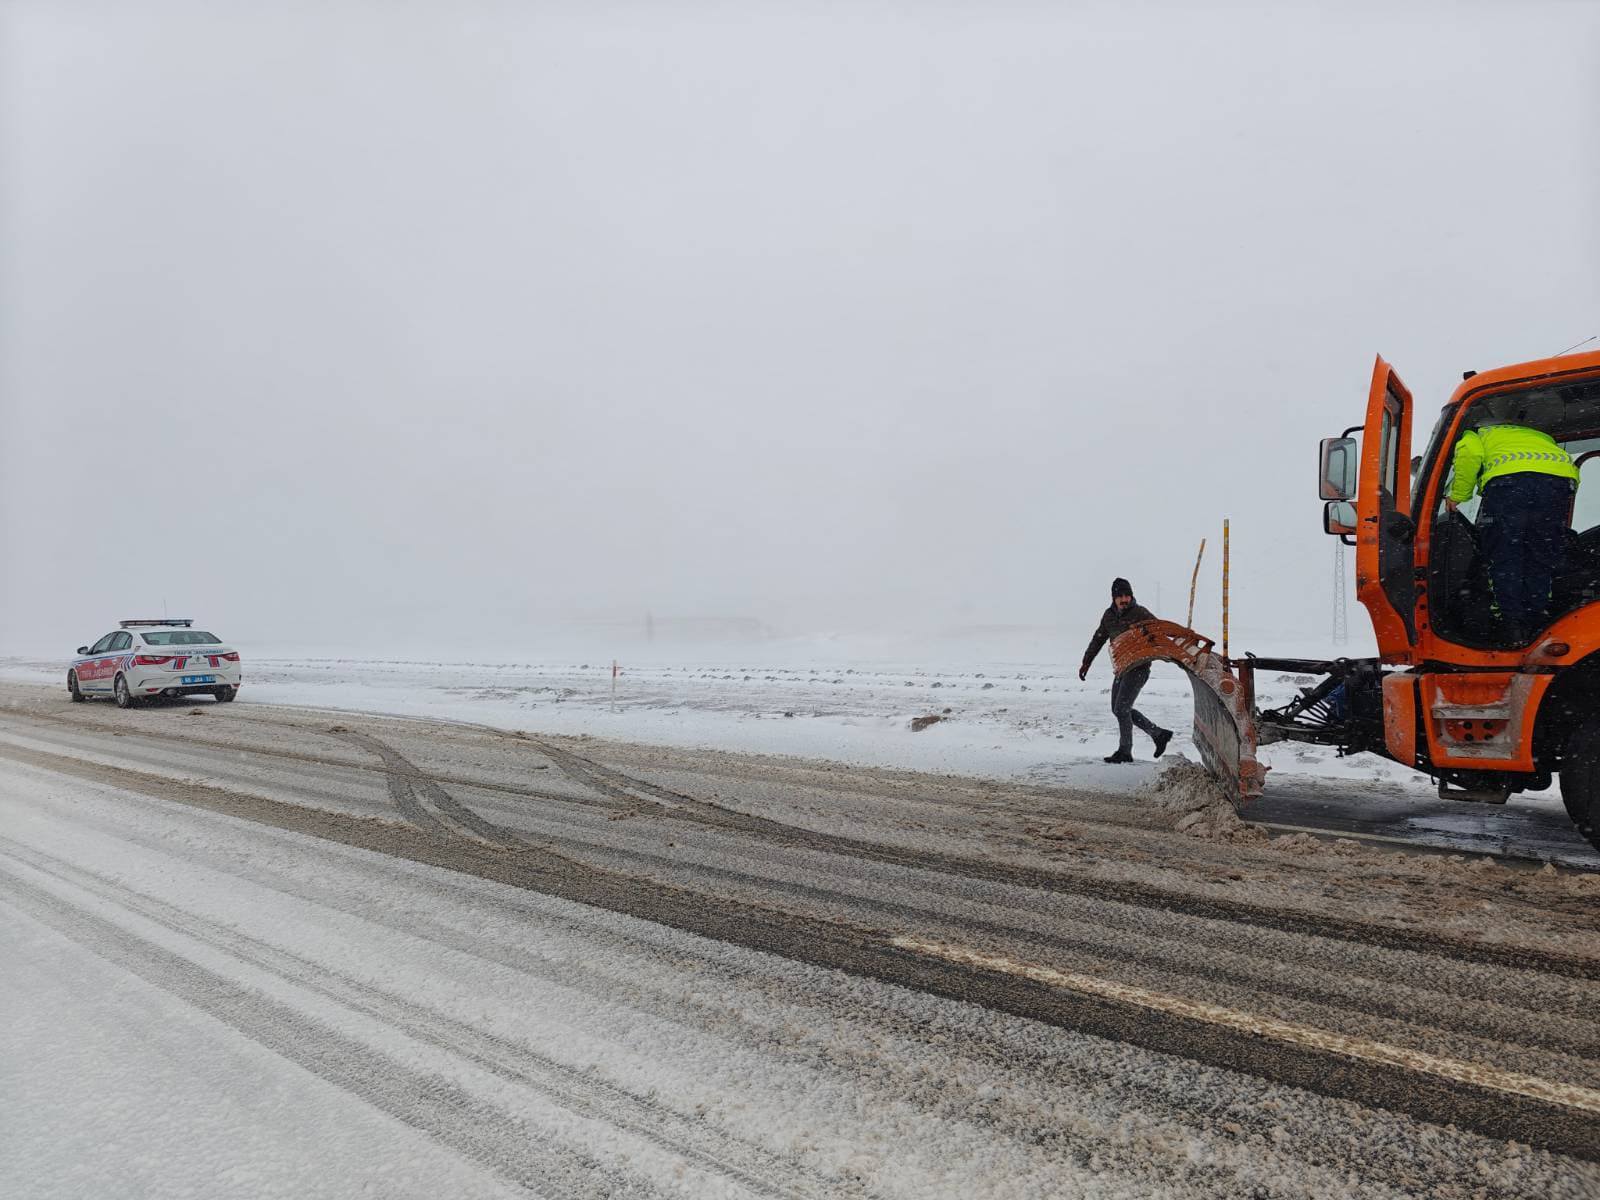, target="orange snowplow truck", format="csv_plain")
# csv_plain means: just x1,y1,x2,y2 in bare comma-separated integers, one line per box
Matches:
1112,349,1600,851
